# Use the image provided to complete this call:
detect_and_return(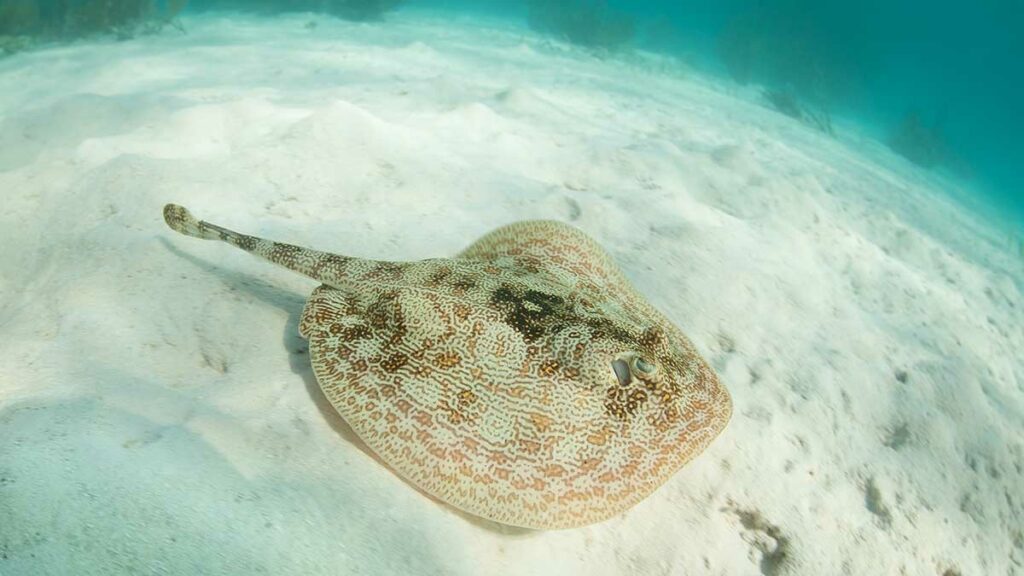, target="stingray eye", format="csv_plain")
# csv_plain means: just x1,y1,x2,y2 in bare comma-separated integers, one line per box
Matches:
632,356,658,377
612,359,632,386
